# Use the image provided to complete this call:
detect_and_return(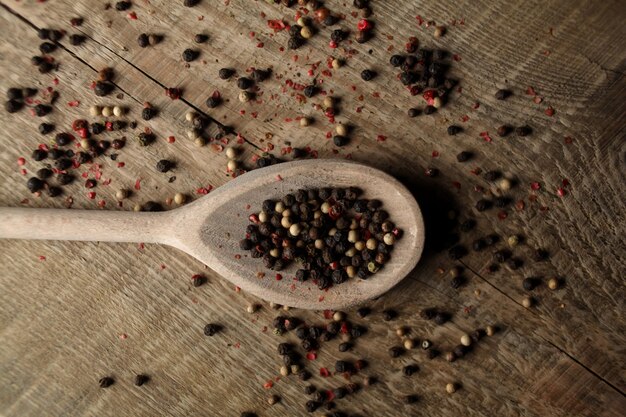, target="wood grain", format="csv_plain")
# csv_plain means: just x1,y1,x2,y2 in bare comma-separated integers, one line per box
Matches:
0,0,625,416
